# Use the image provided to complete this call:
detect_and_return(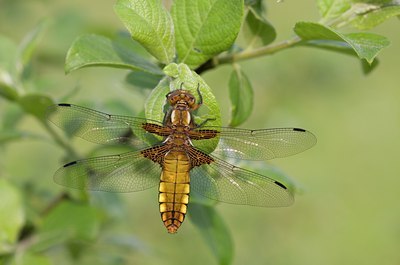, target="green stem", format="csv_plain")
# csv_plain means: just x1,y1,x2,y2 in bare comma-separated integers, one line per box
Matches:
15,121,82,247
196,36,301,74
217,36,301,64
41,120,79,159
